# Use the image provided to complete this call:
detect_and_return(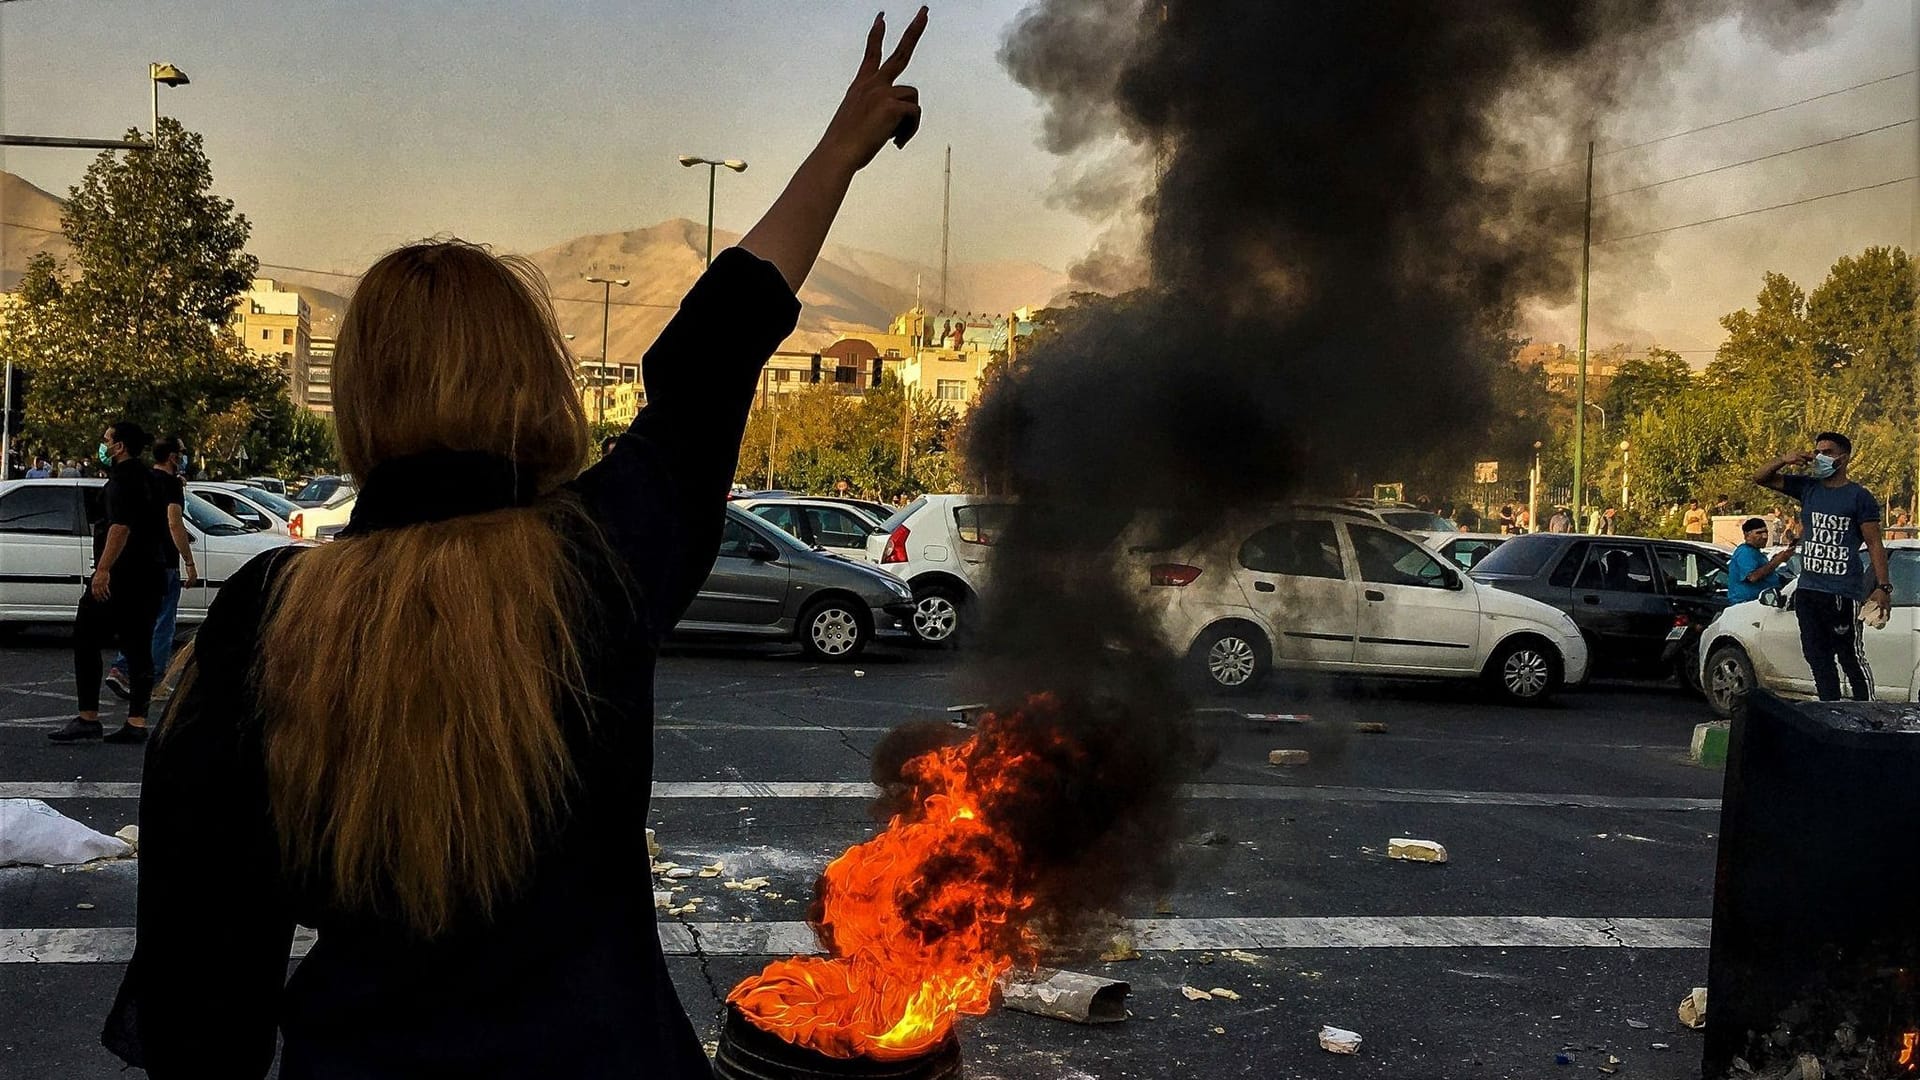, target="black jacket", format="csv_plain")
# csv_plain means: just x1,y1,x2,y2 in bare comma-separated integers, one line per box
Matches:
104,248,799,1078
